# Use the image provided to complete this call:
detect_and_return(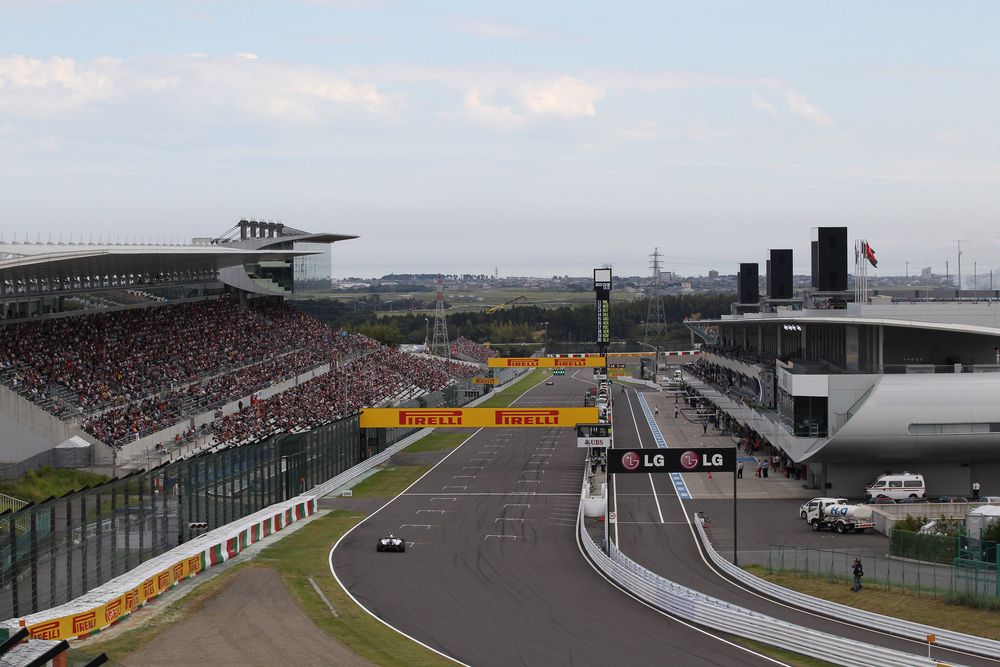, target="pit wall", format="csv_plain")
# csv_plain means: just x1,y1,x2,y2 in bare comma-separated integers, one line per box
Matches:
2,496,317,642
